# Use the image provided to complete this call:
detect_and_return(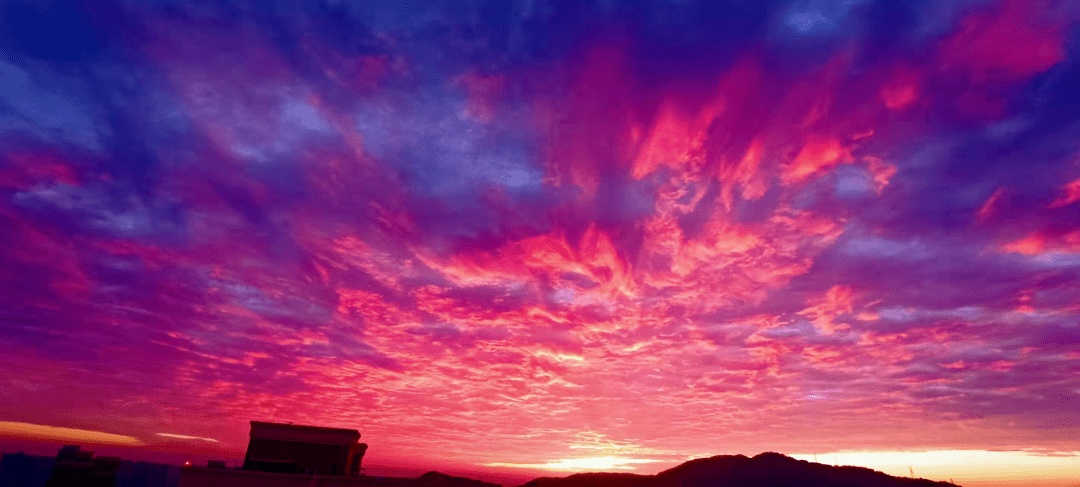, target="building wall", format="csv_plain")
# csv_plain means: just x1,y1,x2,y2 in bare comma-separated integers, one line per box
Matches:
347,443,368,476
244,439,350,475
